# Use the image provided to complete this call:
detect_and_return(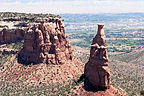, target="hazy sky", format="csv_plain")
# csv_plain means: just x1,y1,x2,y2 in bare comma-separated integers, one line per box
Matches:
0,0,144,14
